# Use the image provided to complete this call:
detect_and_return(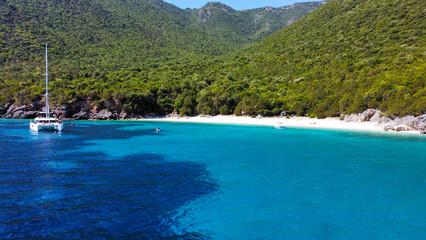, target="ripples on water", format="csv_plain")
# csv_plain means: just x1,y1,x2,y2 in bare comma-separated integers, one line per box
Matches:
0,120,215,239
0,120,425,239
